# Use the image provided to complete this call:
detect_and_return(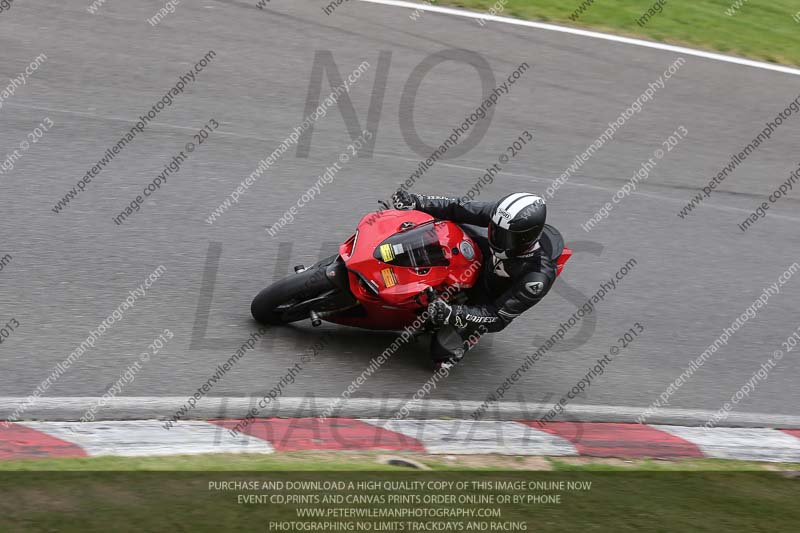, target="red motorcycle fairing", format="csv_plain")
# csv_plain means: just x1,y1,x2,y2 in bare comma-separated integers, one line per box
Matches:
251,208,573,330
328,210,483,330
